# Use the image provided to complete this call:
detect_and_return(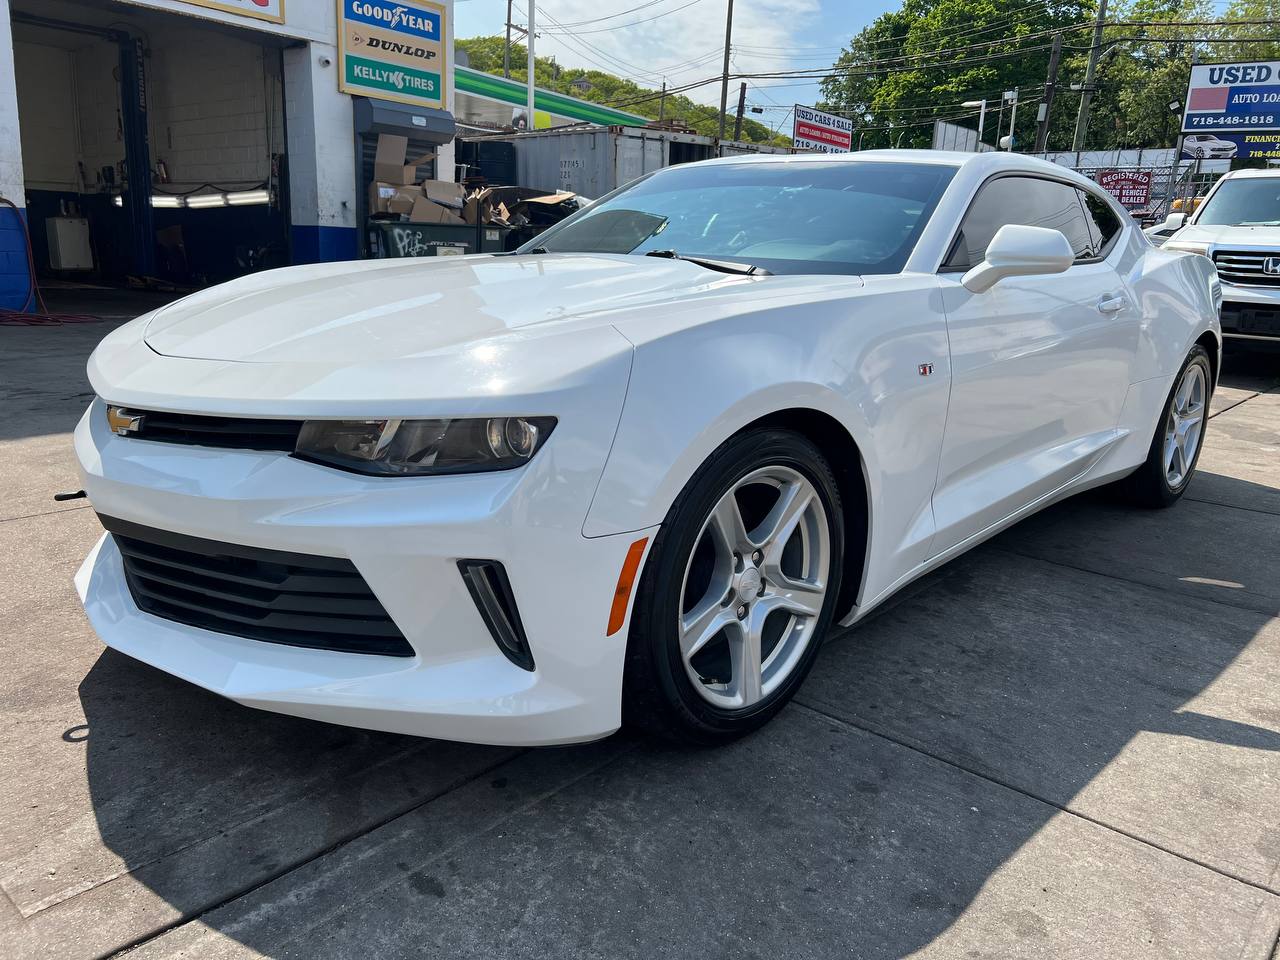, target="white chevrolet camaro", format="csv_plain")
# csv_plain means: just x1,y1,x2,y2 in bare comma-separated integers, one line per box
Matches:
75,151,1221,746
